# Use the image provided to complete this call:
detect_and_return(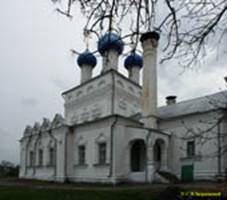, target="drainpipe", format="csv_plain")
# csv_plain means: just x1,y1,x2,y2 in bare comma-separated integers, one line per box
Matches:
217,111,226,178
108,116,118,183
108,71,118,183
64,129,68,182
111,71,115,114
217,123,221,177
